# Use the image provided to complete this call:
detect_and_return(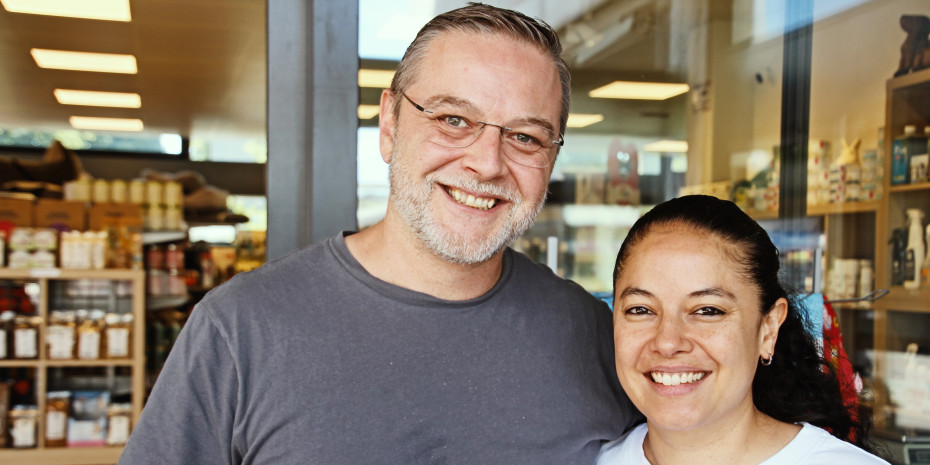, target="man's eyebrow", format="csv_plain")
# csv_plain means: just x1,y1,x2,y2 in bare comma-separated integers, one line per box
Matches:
617,287,655,300
422,94,481,113
688,287,737,301
423,94,557,133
